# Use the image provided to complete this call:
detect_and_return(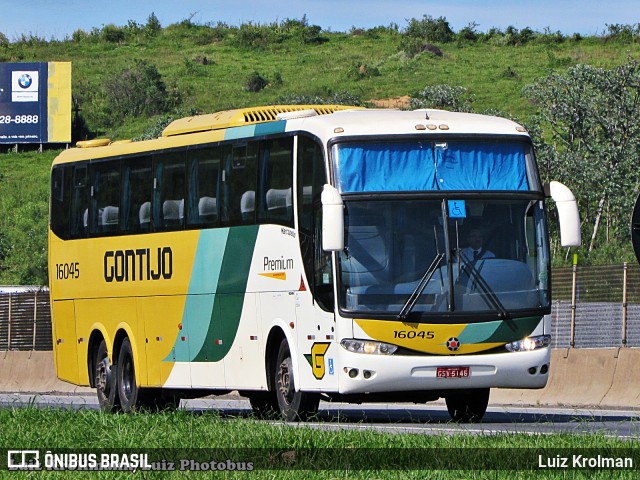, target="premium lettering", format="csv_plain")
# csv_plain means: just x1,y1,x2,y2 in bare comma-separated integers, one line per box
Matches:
263,256,294,271
104,247,172,282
